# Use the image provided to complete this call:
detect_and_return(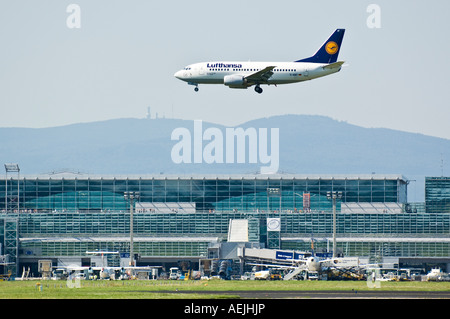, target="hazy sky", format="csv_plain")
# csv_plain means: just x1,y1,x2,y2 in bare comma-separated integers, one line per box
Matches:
1,0,450,140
